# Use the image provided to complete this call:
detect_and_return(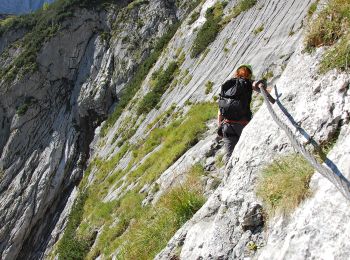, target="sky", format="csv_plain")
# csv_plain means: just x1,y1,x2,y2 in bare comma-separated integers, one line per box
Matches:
0,0,55,14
